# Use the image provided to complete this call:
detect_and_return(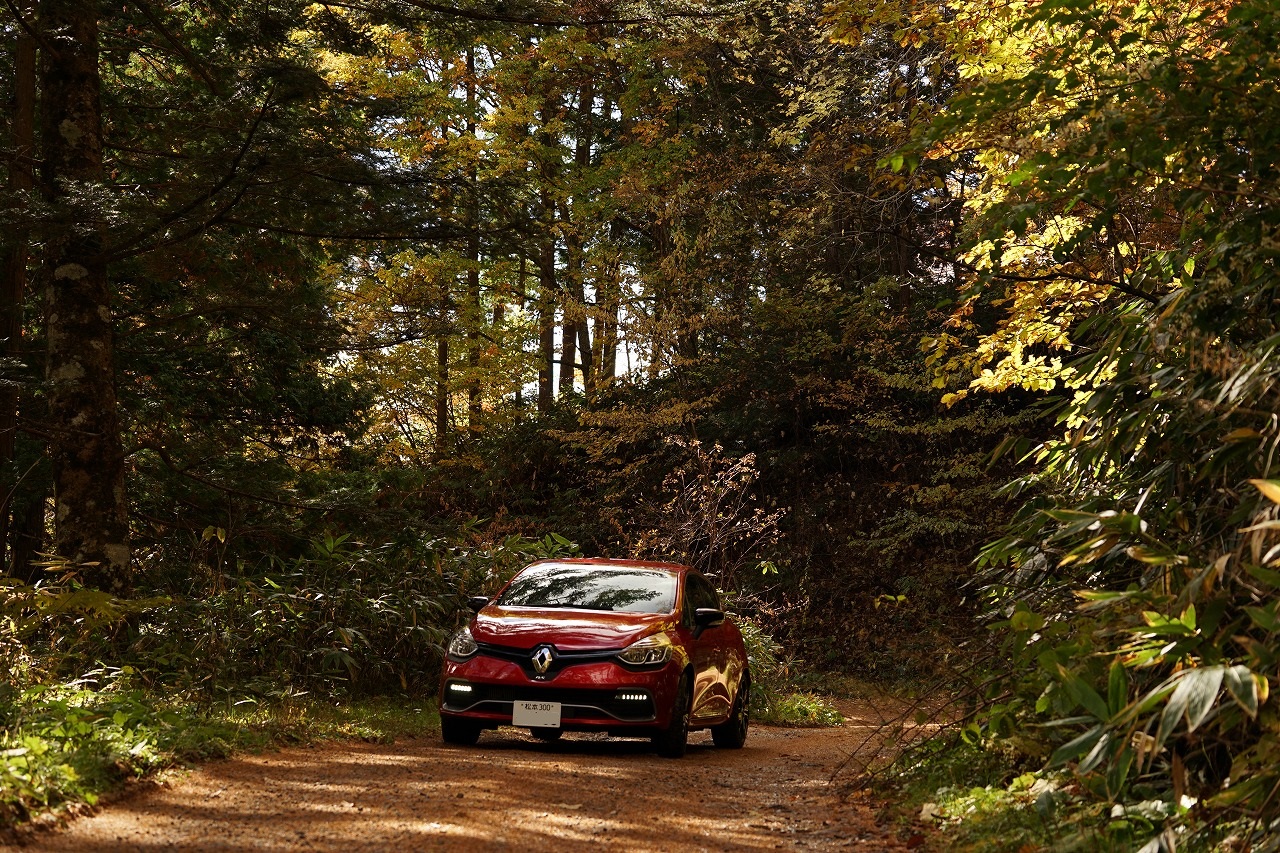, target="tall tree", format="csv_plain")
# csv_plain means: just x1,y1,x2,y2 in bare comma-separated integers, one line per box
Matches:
39,0,131,590
0,0,37,574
